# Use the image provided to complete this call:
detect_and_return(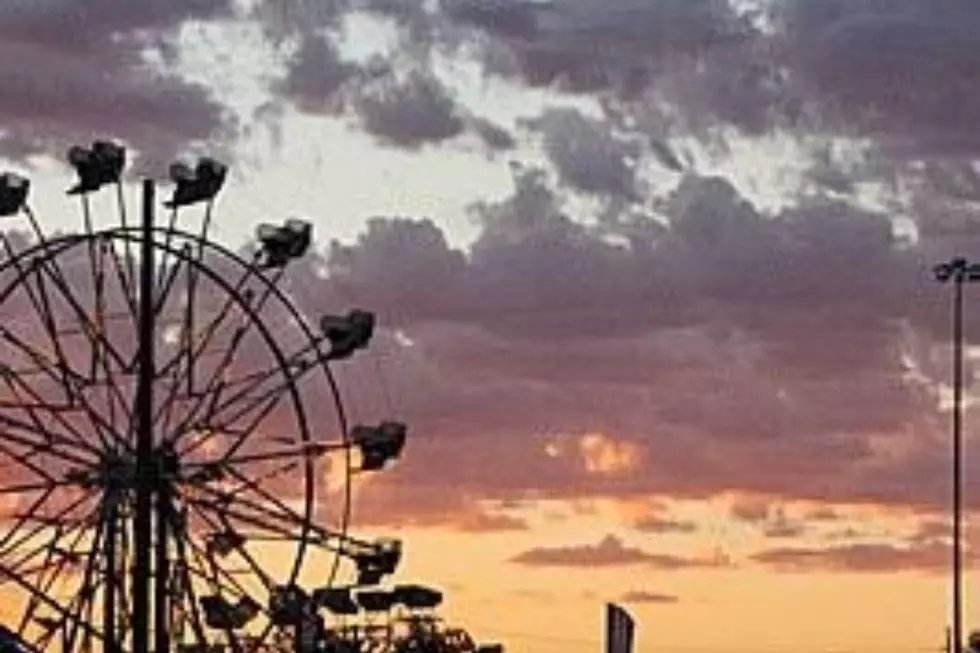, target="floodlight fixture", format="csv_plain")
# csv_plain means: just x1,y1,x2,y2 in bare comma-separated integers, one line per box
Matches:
256,219,314,269
0,172,29,217
353,538,402,586
312,587,359,615
66,140,126,195
321,310,375,361
164,156,227,208
351,421,407,471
